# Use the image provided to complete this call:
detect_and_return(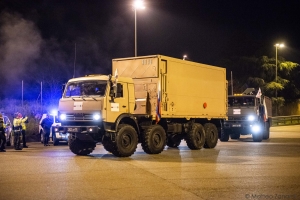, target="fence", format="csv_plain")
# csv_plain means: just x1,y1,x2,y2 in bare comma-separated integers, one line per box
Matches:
271,115,300,127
